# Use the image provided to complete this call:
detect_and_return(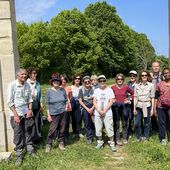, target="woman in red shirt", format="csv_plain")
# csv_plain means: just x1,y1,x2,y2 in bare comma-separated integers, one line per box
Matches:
111,73,133,145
